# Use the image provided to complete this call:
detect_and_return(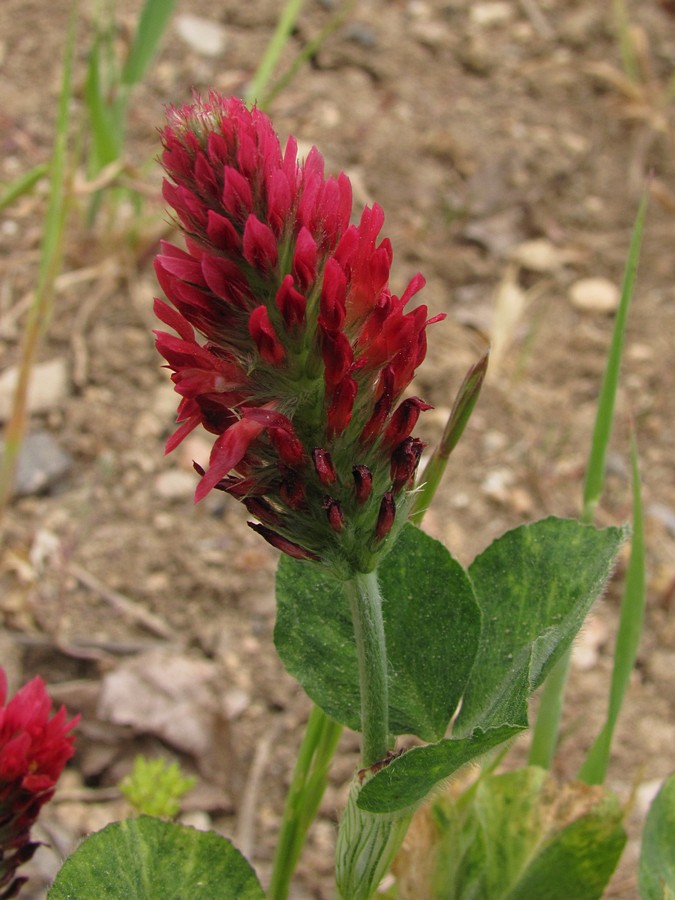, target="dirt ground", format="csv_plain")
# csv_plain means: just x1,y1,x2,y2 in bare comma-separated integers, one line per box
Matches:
1,0,674,897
